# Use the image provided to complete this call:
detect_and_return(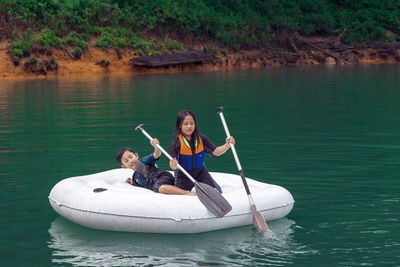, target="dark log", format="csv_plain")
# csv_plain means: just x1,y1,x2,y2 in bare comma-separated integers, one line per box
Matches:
64,48,76,60
303,41,350,64
288,34,304,63
334,27,346,48
129,50,215,67
95,59,110,68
